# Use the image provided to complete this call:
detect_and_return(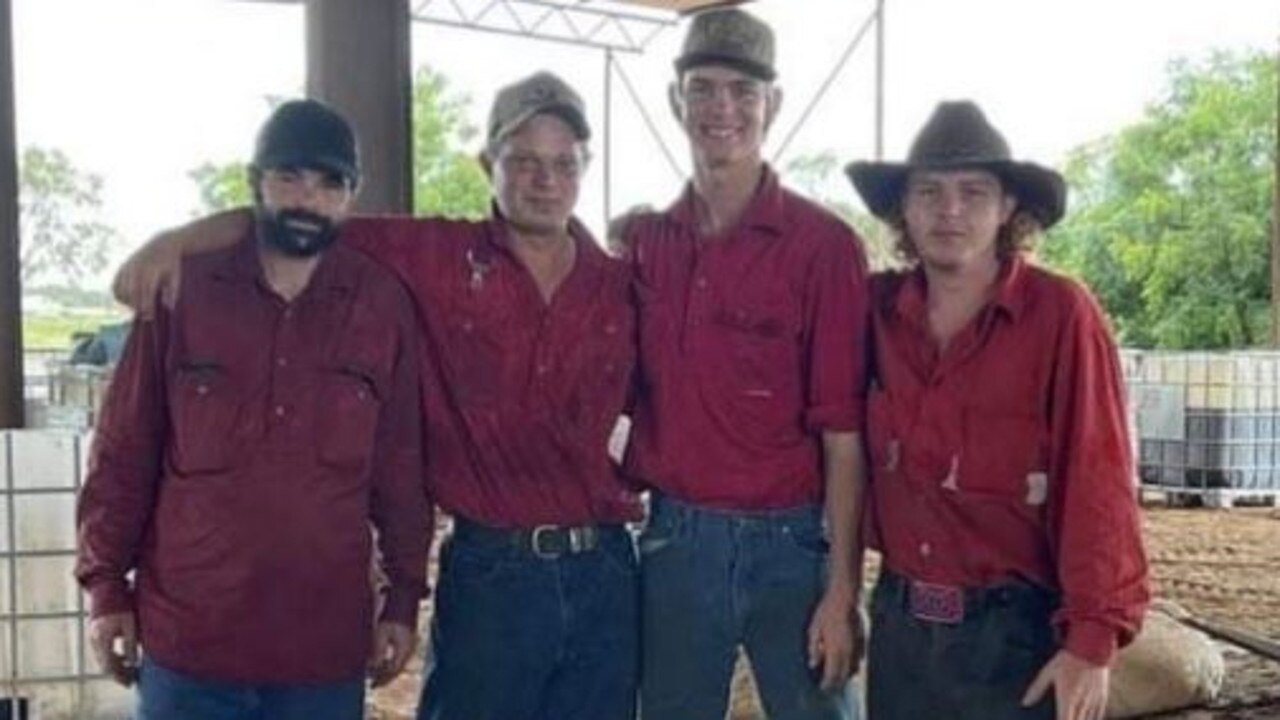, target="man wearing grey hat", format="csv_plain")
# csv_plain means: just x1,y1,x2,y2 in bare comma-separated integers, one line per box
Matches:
846,101,1149,720
111,72,640,720
77,99,431,717
619,7,868,720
